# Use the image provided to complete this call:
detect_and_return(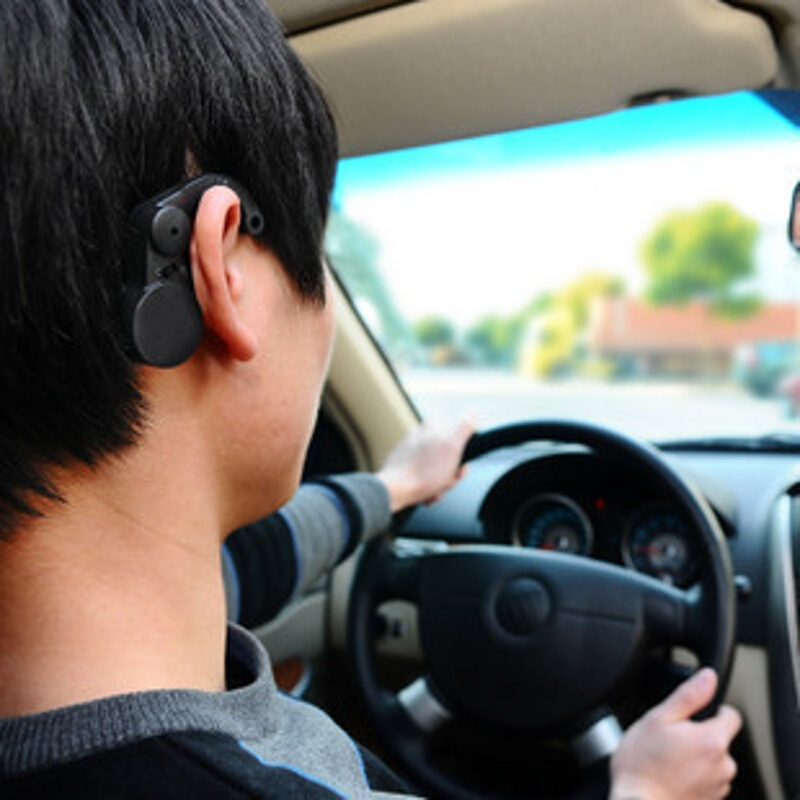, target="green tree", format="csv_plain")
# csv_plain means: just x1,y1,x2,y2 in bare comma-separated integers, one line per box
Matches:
559,271,625,328
640,201,760,317
414,316,455,349
518,272,625,377
465,314,525,365
413,316,458,364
